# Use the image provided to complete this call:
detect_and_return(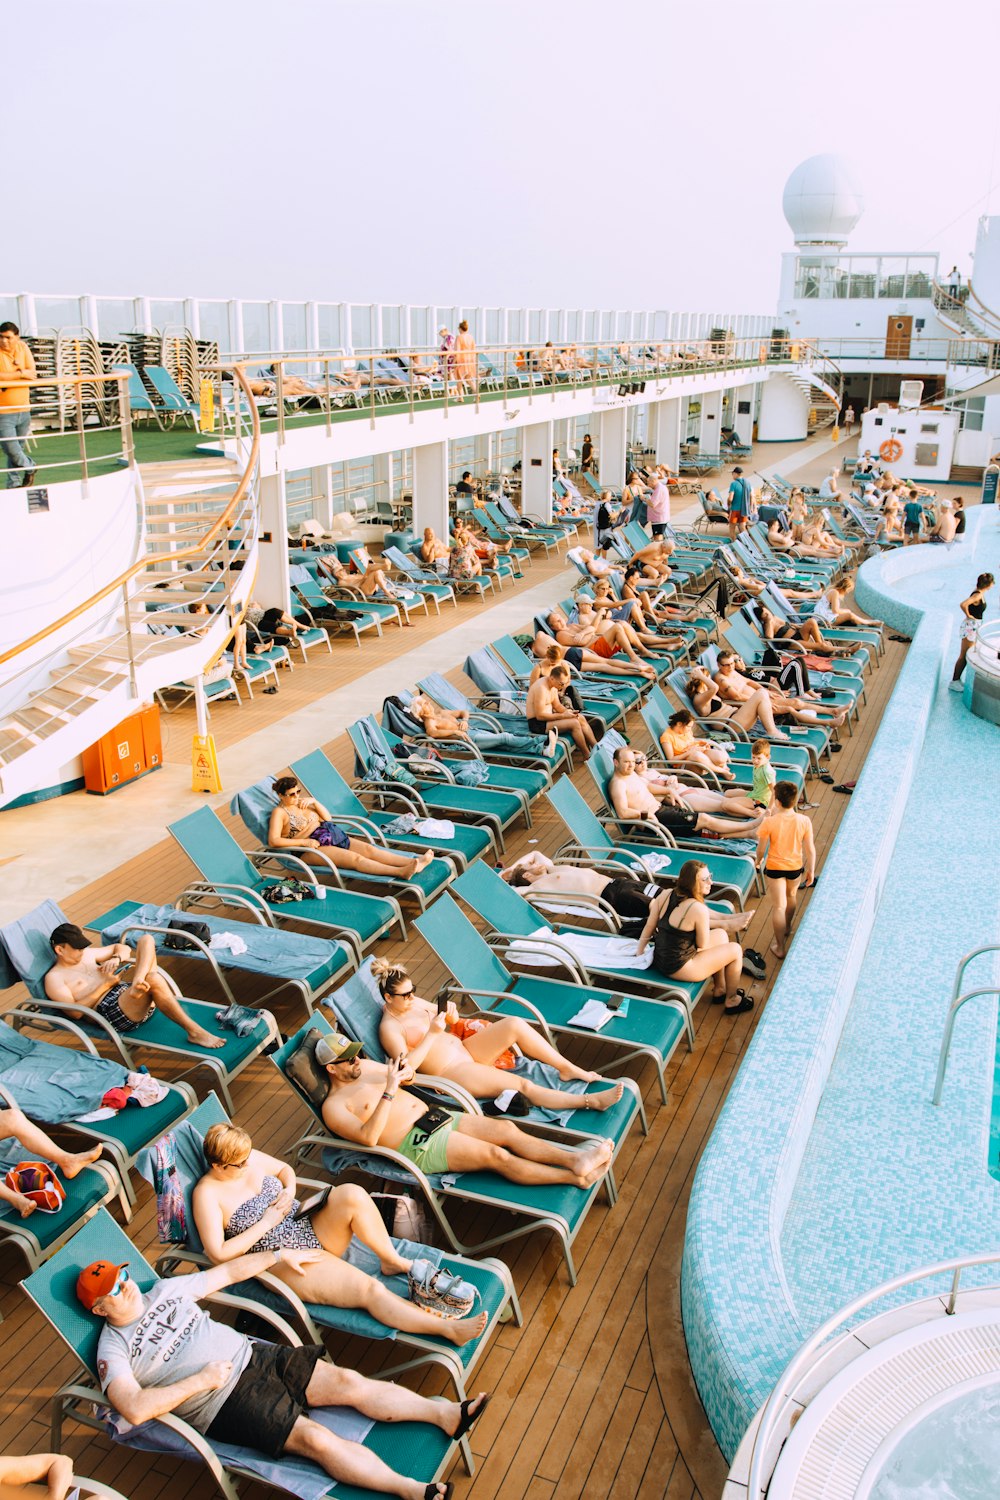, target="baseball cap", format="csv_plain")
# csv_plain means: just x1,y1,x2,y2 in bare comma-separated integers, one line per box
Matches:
314,1032,363,1066
77,1260,129,1312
